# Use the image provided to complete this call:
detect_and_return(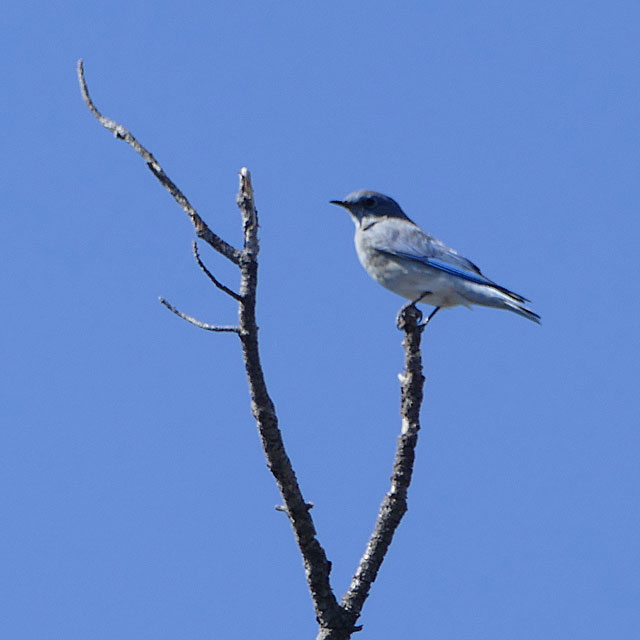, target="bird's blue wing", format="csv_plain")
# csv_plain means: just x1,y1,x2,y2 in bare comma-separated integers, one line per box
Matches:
368,221,489,280
368,220,530,302
379,249,496,286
